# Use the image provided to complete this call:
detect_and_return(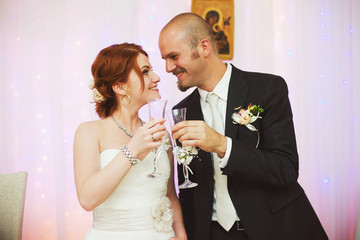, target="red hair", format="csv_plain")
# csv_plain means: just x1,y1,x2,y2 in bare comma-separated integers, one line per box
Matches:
91,43,148,118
